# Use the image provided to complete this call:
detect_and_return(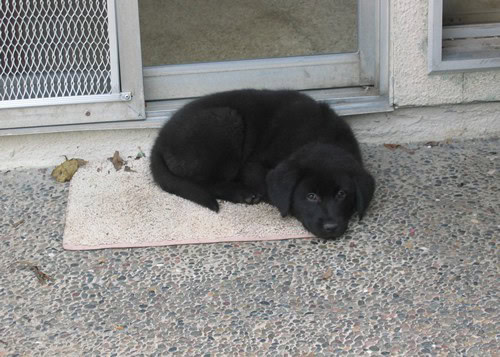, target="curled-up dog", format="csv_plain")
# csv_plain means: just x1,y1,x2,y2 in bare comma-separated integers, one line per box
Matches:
150,89,375,239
